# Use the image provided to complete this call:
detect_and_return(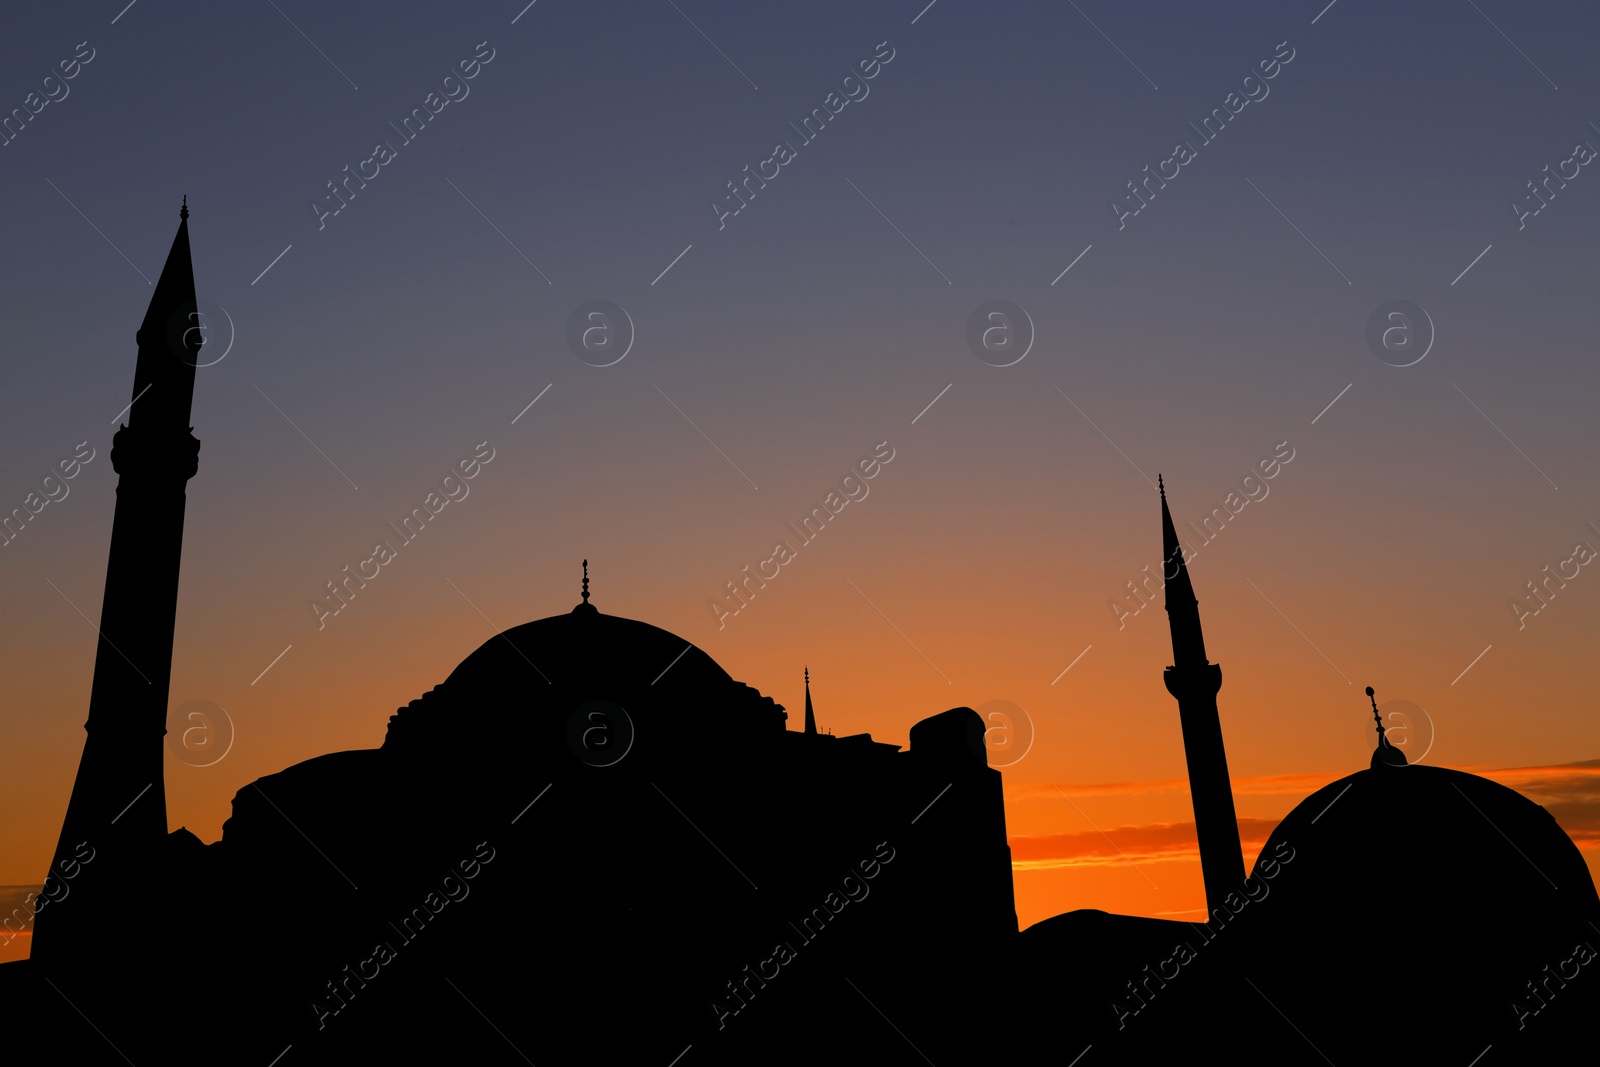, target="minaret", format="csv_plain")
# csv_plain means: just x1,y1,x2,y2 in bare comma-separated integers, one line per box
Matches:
1159,476,1245,913
34,201,203,961
803,667,817,736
